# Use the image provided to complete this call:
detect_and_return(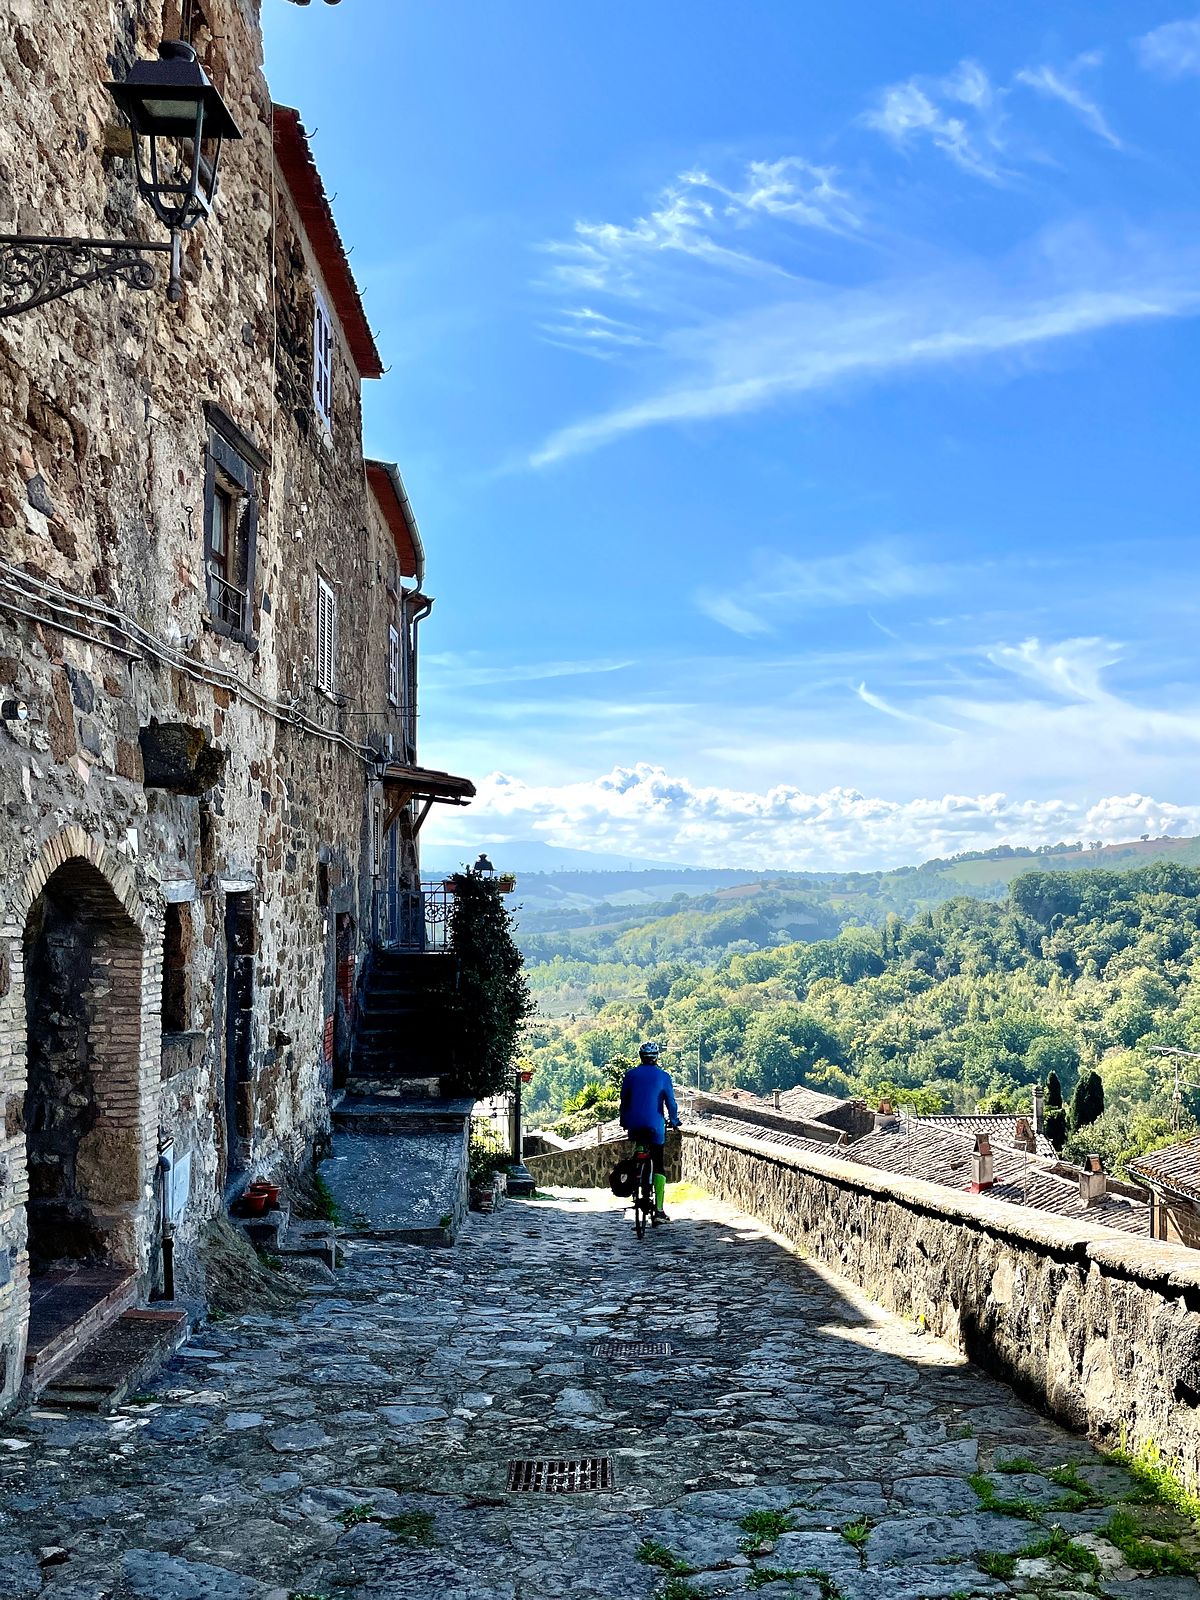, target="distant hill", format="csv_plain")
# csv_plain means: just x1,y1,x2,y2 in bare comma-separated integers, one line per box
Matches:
422,840,699,875
513,835,1200,968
